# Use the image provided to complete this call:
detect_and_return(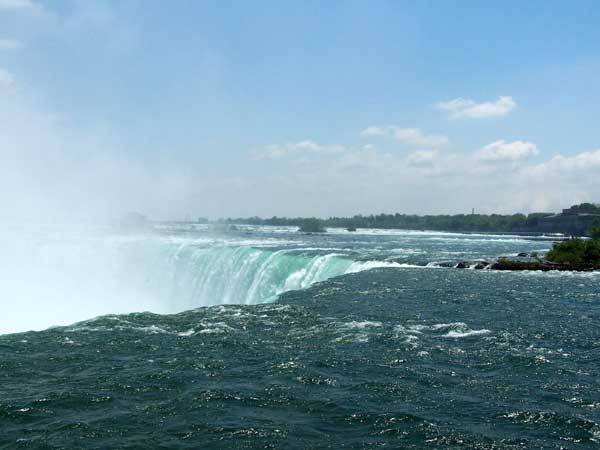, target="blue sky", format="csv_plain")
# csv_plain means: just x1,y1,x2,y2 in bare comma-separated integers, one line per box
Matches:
1,0,600,220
